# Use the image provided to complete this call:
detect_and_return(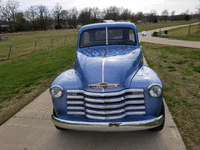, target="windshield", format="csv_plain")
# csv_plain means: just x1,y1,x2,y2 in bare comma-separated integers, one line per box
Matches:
80,27,136,48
